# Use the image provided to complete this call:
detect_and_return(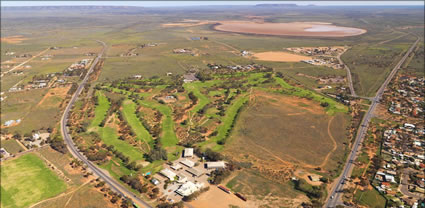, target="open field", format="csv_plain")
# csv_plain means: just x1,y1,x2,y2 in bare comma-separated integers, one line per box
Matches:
5,86,70,134
1,35,28,44
189,185,249,208
354,188,386,208
224,90,349,171
225,170,307,207
341,33,418,96
0,139,25,154
1,153,67,208
214,21,367,37
31,182,115,208
252,51,312,62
